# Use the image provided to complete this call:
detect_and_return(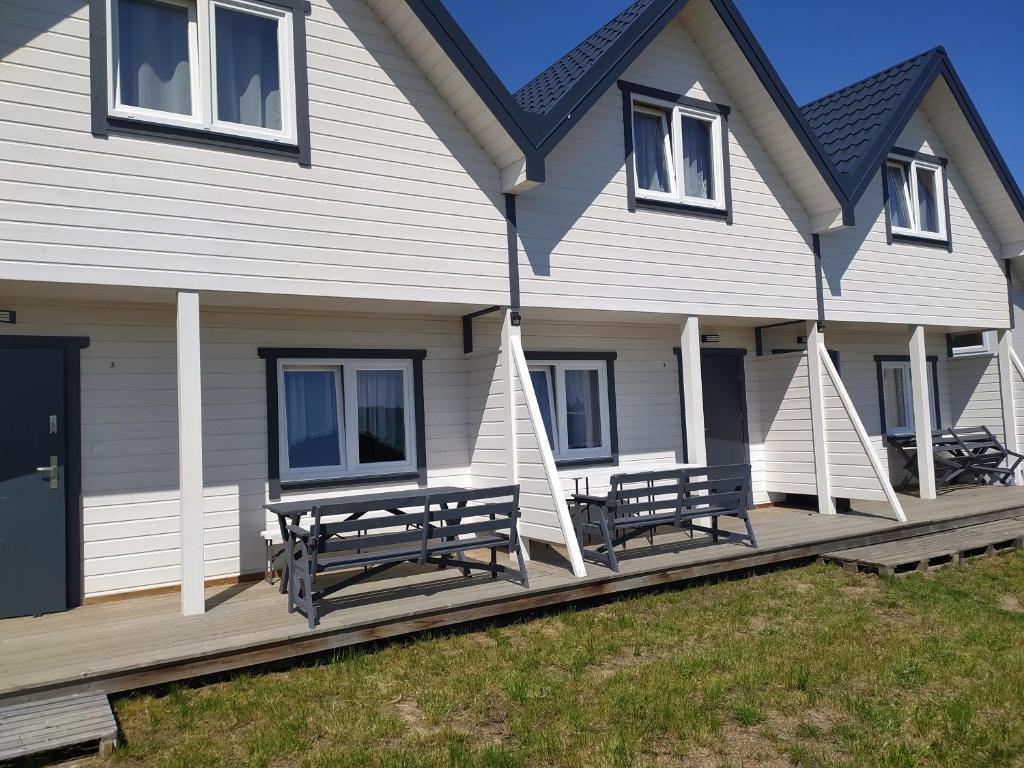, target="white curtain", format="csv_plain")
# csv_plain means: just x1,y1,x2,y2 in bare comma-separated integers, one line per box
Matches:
215,7,282,129
886,165,912,229
682,117,713,199
285,371,340,468
565,370,602,450
883,367,908,431
118,0,192,115
634,111,671,193
916,168,939,232
530,369,556,449
357,370,406,463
